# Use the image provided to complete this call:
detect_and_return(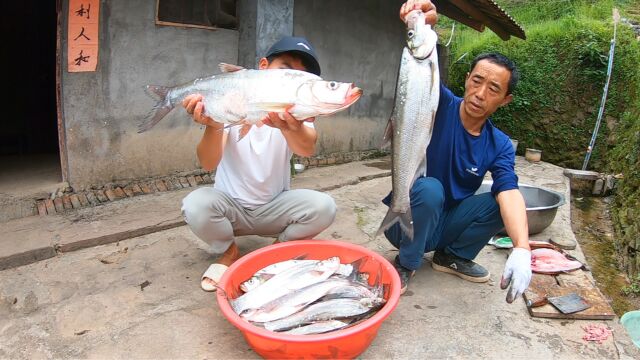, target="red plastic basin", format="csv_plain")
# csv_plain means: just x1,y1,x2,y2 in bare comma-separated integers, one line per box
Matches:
216,240,401,359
